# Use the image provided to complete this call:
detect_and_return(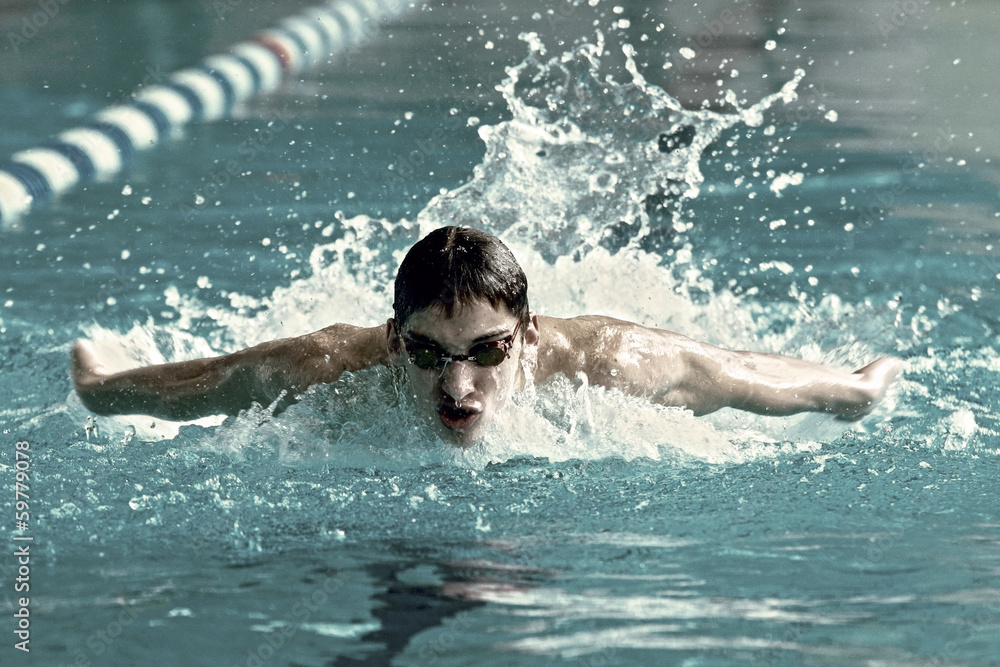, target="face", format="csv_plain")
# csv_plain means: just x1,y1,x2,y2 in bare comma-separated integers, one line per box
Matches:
387,299,539,447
